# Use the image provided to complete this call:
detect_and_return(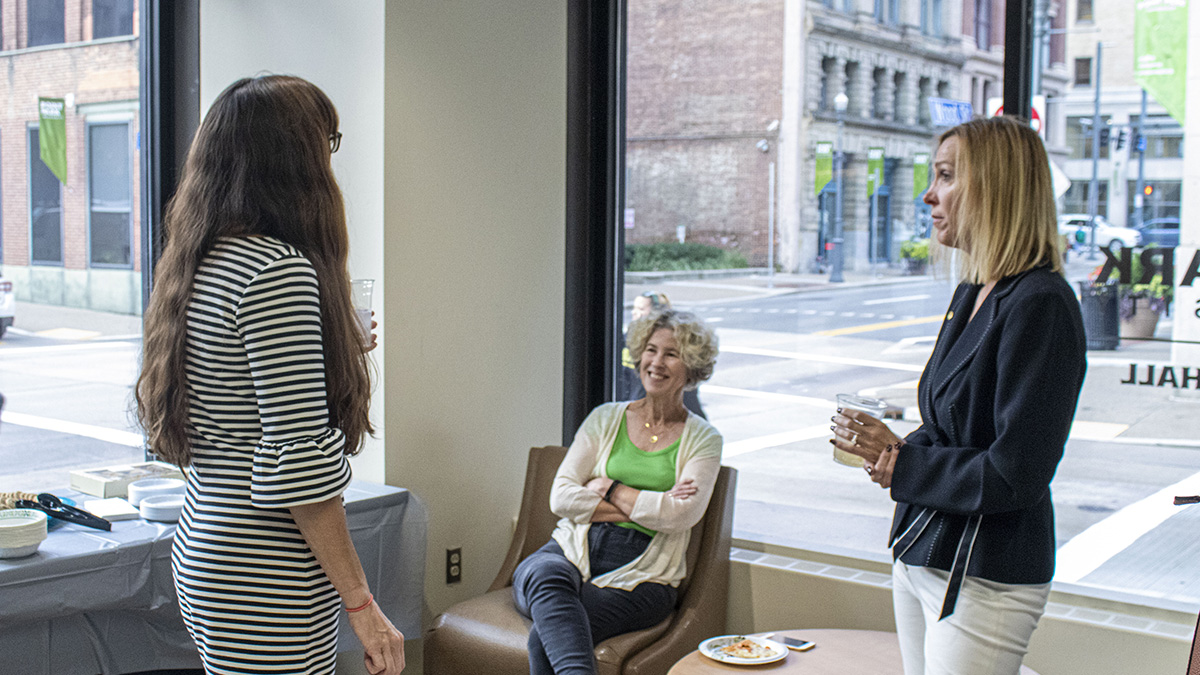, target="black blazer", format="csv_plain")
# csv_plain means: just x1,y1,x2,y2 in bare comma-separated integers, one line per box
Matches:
889,266,1086,591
